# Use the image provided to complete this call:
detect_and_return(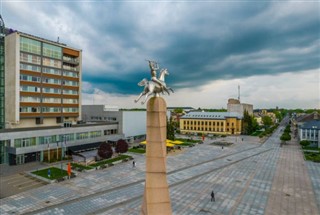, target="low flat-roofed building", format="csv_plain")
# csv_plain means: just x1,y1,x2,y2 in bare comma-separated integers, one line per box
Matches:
180,112,242,135
0,122,123,165
82,105,146,142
